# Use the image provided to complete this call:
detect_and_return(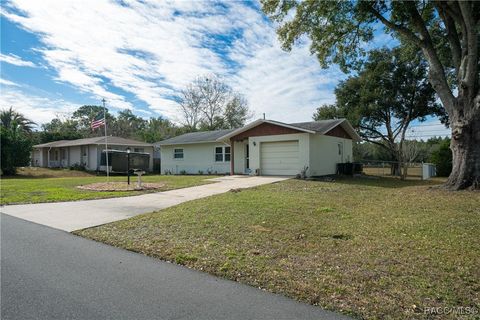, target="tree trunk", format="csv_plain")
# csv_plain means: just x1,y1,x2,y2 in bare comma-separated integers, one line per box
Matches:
390,162,401,176
444,98,480,190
